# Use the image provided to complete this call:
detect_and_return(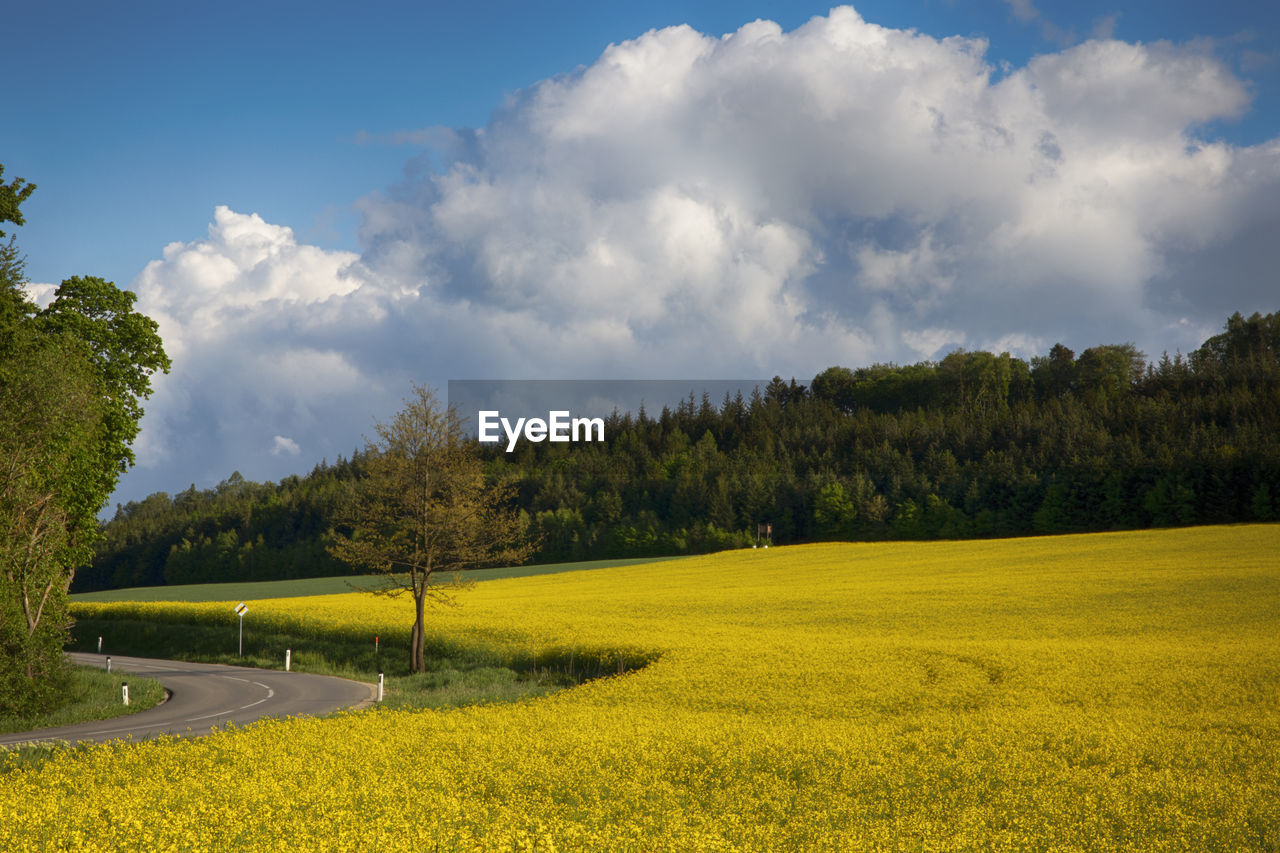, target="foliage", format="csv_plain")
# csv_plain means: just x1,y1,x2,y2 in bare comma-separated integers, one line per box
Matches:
35,276,171,489
328,385,535,672
4,524,1278,850
80,460,362,592
0,166,35,239
0,334,103,712
0,165,168,715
